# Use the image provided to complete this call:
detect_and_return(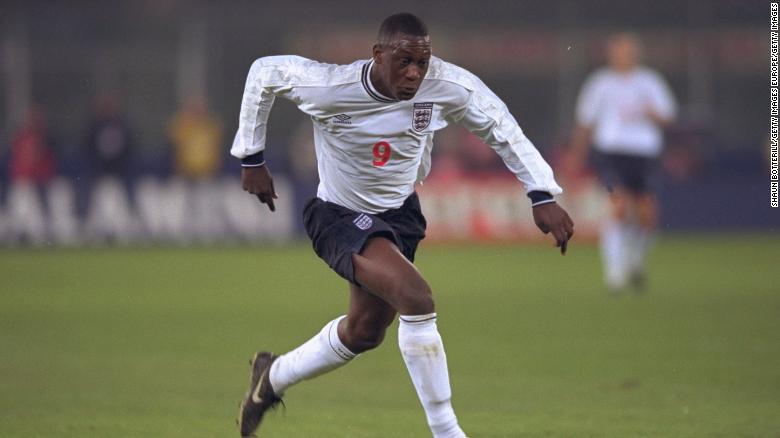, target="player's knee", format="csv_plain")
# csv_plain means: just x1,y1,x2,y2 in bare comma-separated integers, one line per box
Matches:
345,322,387,353
637,210,657,229
393,276,434,315
609,194,629,220
636,196,658,229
